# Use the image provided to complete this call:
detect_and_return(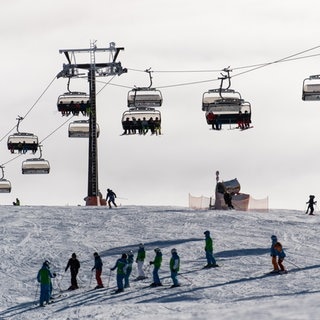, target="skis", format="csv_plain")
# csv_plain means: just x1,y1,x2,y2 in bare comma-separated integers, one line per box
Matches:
202,264,220,269
265,270,288,276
